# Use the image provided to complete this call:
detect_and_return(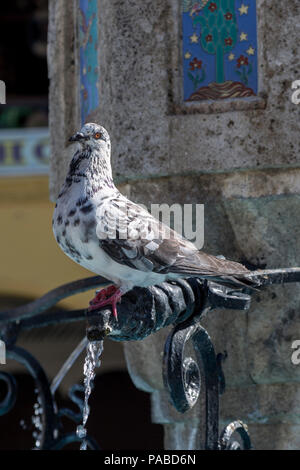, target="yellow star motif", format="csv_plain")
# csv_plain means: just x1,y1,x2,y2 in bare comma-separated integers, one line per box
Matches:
190,33,199,43
228,53,235,61
246,46,255,55
240,32,248,41
238,4,249,15
184,52,192,59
